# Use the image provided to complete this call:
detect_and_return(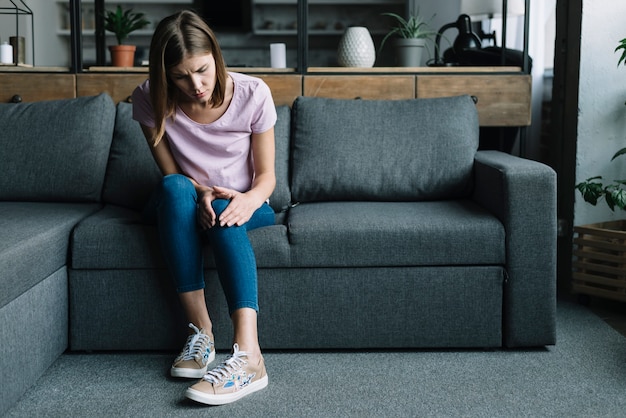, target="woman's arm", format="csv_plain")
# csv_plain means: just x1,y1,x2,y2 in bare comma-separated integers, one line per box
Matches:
214,127,276,227
140,124,181,176
140,124,220,227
